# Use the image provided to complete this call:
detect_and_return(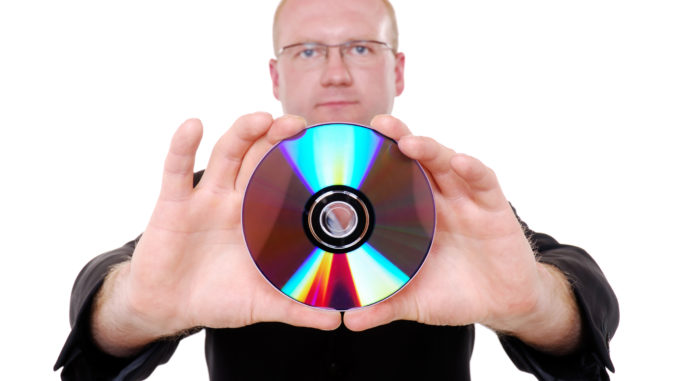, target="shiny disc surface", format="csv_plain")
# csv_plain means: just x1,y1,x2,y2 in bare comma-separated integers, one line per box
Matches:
242,123,435,310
